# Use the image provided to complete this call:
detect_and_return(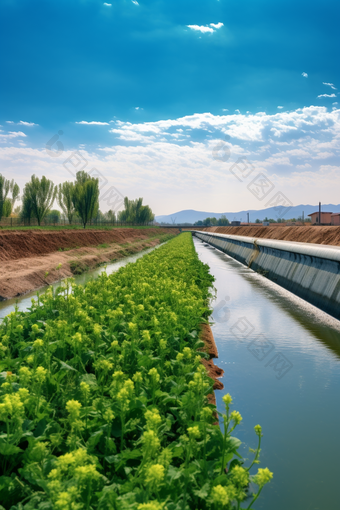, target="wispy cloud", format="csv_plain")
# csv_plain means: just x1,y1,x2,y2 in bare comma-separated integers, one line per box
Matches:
302,72,308,78
209,22,224,29
0,131,27,141
277,106,284,109
317,93,337,98
5,120,38,126
187,25,214,34
75,121,110,125
323,82,337,90
18,121,38,126
131,0,139,5
103,3,112,6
